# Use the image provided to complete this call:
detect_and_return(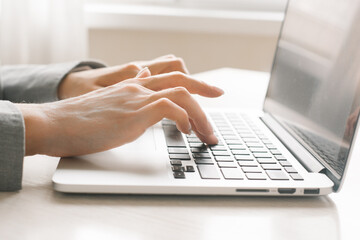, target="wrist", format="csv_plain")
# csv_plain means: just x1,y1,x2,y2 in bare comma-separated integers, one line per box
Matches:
58,66,92,99
16,104,50,156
